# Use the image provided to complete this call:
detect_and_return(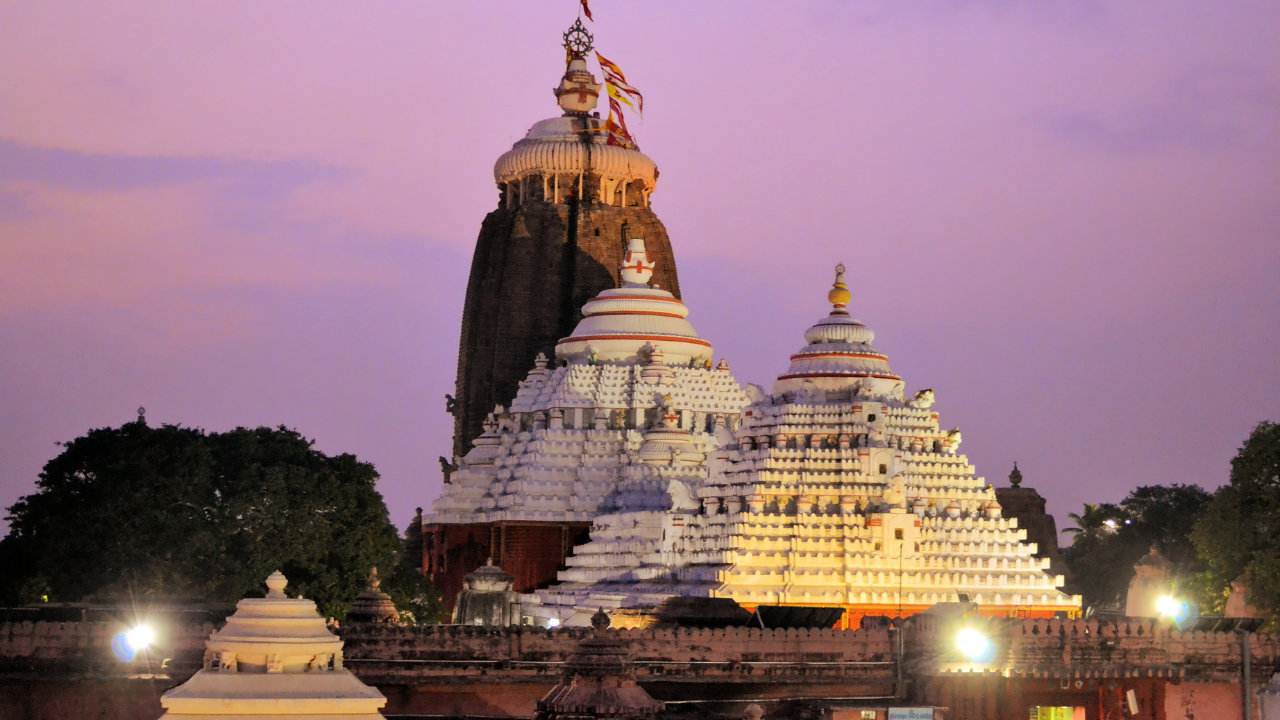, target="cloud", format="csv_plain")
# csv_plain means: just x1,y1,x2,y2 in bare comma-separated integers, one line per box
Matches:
0,139,348,195
1045,66,1280,155
0,141,402,344
813,0,1105,26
